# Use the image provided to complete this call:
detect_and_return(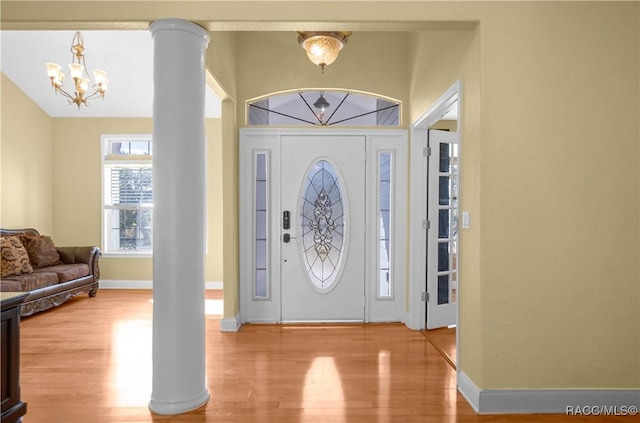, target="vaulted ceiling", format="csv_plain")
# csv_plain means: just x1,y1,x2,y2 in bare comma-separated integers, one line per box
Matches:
1,30,221,118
